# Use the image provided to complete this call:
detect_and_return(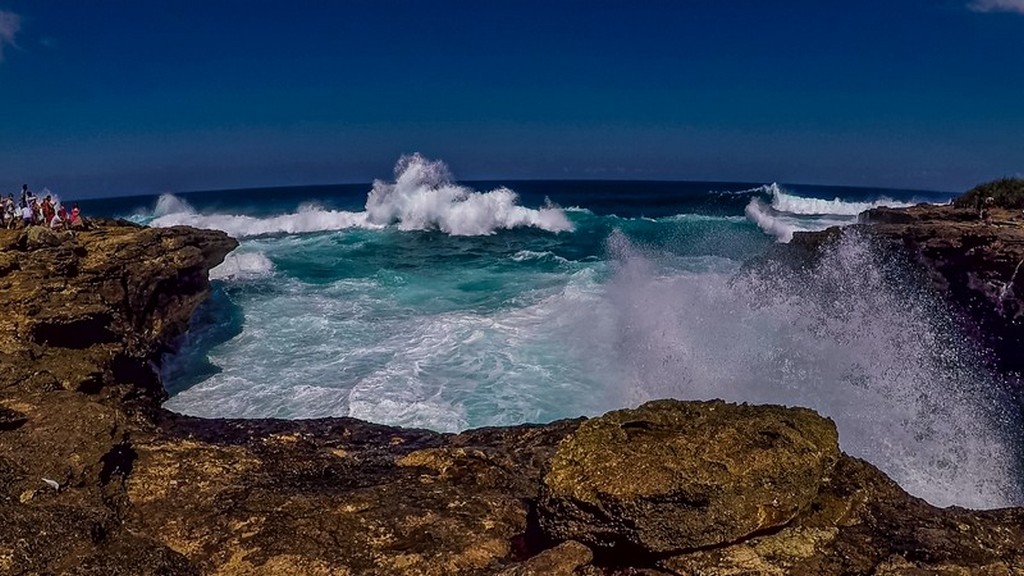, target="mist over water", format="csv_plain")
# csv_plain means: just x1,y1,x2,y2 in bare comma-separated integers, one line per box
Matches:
112,156,1022,509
